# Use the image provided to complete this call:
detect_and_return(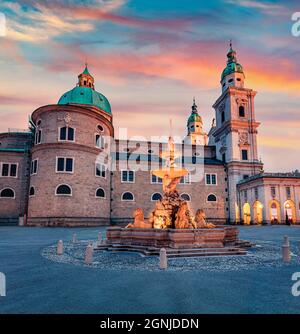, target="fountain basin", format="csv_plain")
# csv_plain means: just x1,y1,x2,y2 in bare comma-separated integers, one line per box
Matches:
105,226,239,249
